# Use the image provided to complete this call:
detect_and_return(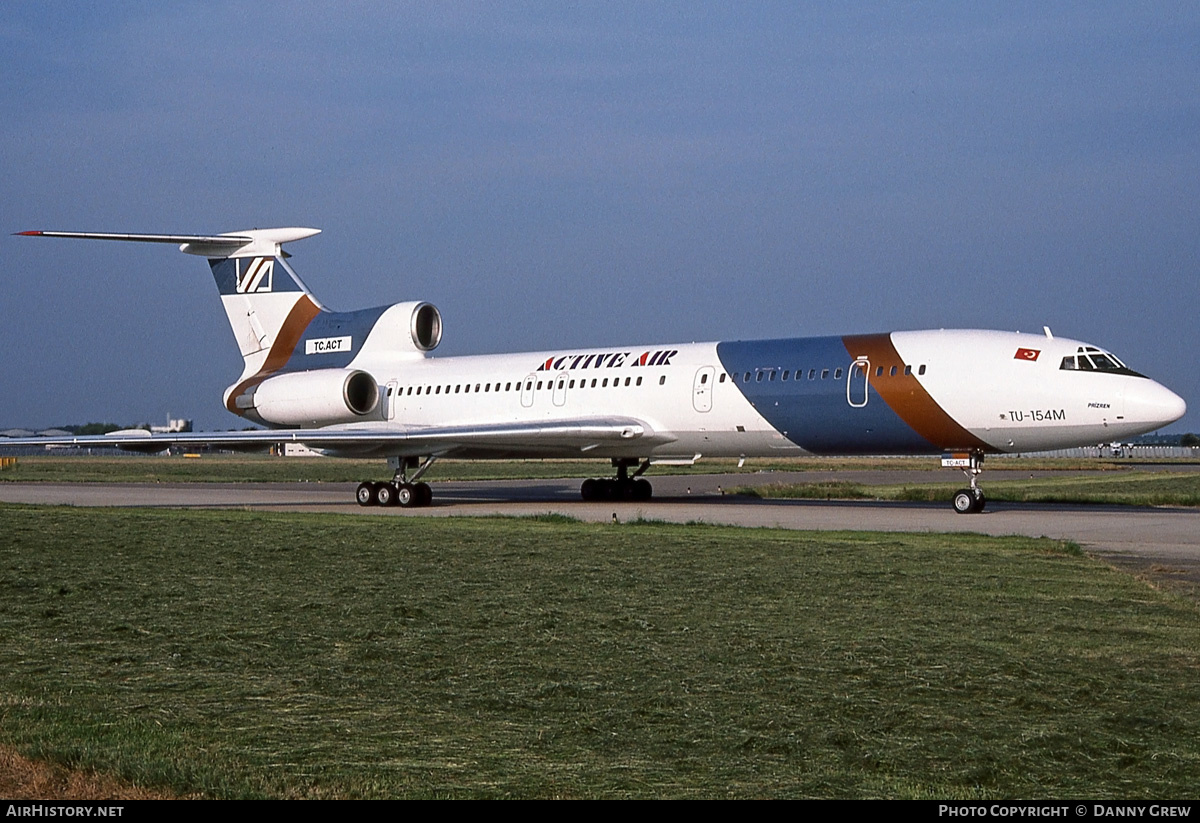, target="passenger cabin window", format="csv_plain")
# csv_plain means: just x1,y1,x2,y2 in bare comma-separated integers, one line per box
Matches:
834,368,842,379
918,365,926,375
903,365,912,376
